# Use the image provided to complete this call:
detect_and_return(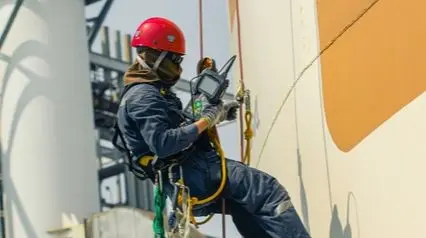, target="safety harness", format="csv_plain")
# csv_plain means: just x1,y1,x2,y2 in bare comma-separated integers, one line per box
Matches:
111,81,230,237
113,56,253,238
